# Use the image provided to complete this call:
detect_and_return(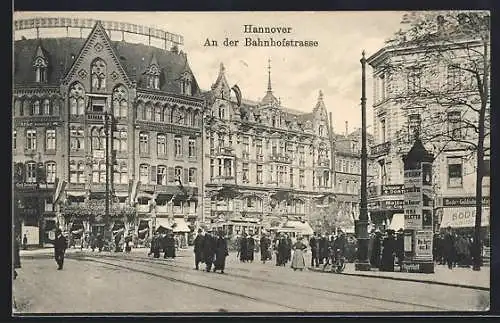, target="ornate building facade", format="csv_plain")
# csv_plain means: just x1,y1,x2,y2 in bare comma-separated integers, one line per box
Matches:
13,19,203,245
366,14,490,232
202,62,334,236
